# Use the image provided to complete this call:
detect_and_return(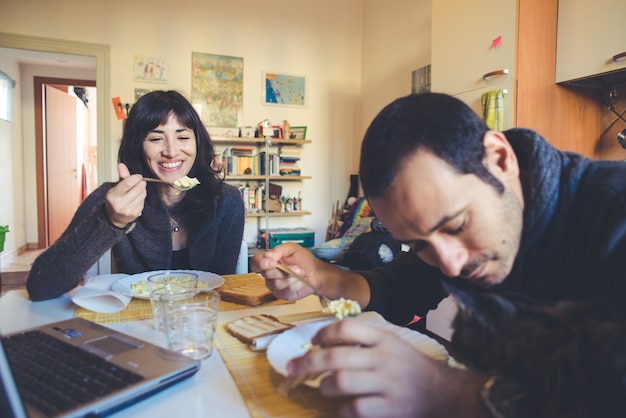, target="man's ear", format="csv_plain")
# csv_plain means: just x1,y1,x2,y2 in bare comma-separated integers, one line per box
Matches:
482,130,519,179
